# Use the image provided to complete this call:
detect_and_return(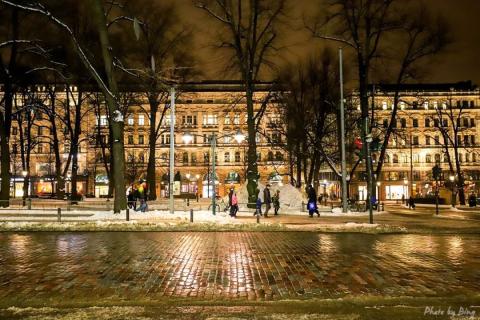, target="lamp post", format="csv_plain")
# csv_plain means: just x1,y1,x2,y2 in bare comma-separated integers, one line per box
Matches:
169,87,176,214
449,175,456,207
183,130,245,215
